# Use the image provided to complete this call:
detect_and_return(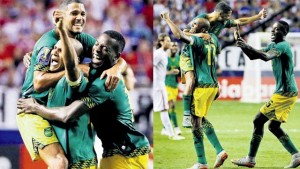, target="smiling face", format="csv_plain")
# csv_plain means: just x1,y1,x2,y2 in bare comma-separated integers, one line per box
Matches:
49,41,65,72
91,34,119,69
64,3,86,36
271,22,286,42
